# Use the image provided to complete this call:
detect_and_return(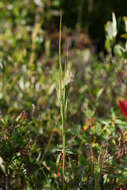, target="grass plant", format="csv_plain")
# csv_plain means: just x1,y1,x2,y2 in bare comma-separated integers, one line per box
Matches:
57,11,68,189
